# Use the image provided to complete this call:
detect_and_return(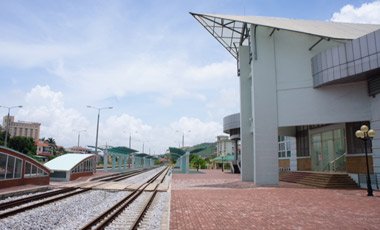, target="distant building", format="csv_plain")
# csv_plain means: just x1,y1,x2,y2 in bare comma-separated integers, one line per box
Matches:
216,135,235,157
3,116,41,141
35,140,53,160
66,146,92,154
